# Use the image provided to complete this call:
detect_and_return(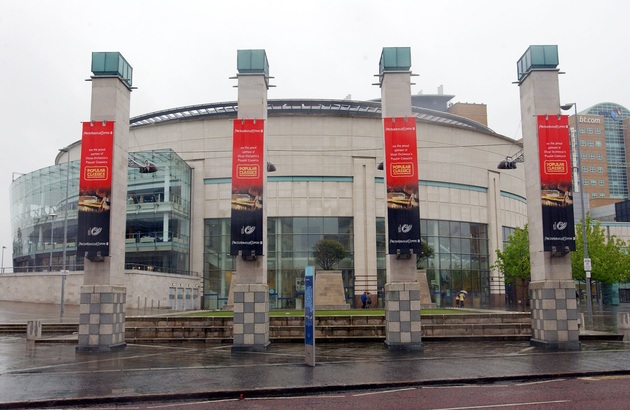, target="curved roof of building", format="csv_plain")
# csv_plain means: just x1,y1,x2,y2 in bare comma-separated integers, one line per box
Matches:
130,99,499,135
584,102,630,119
